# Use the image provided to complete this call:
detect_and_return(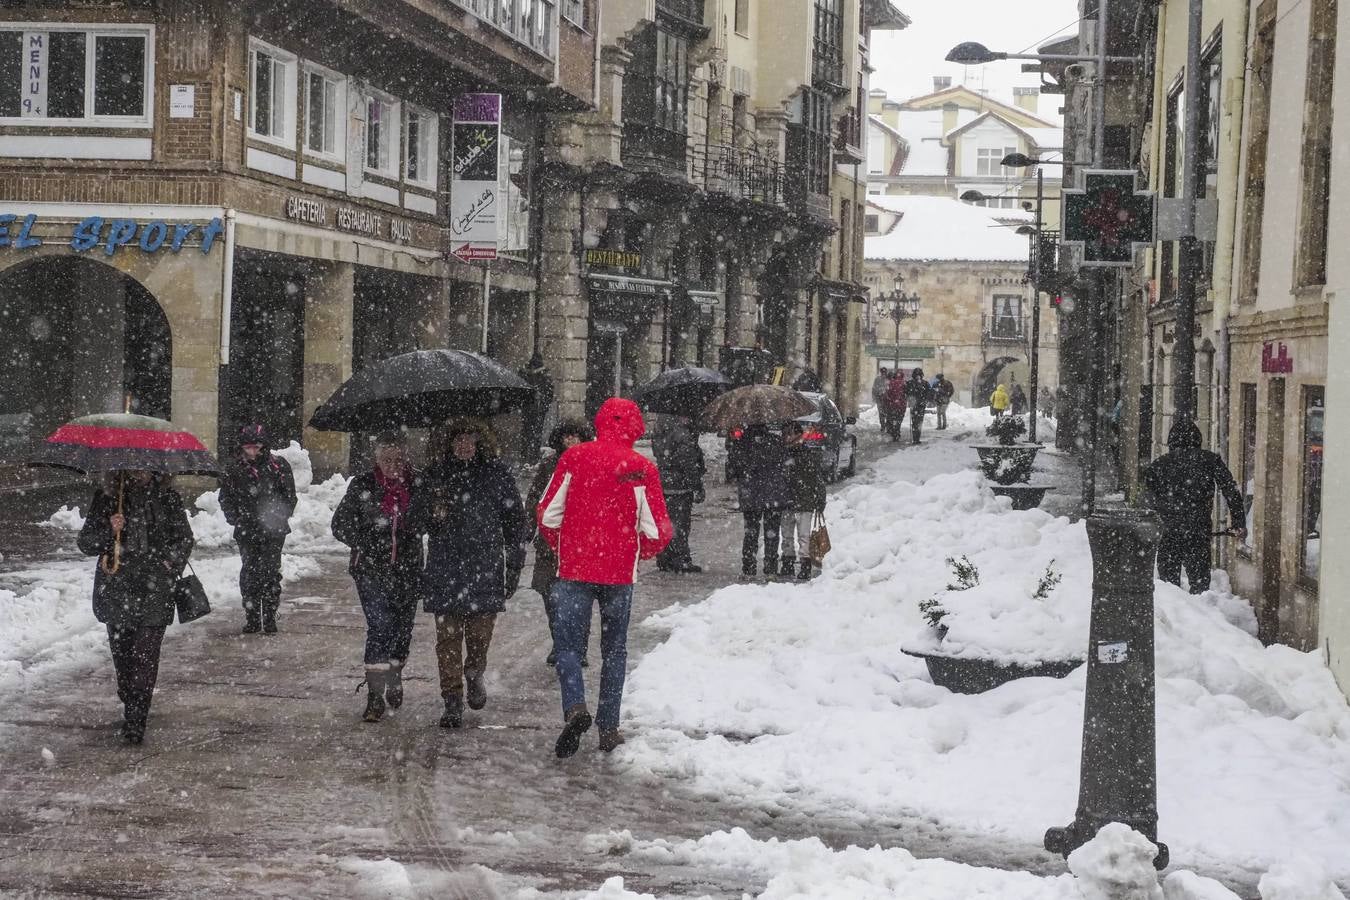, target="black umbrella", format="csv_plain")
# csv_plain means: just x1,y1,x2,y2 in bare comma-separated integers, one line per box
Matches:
309,349,532,431
631,366,732,417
